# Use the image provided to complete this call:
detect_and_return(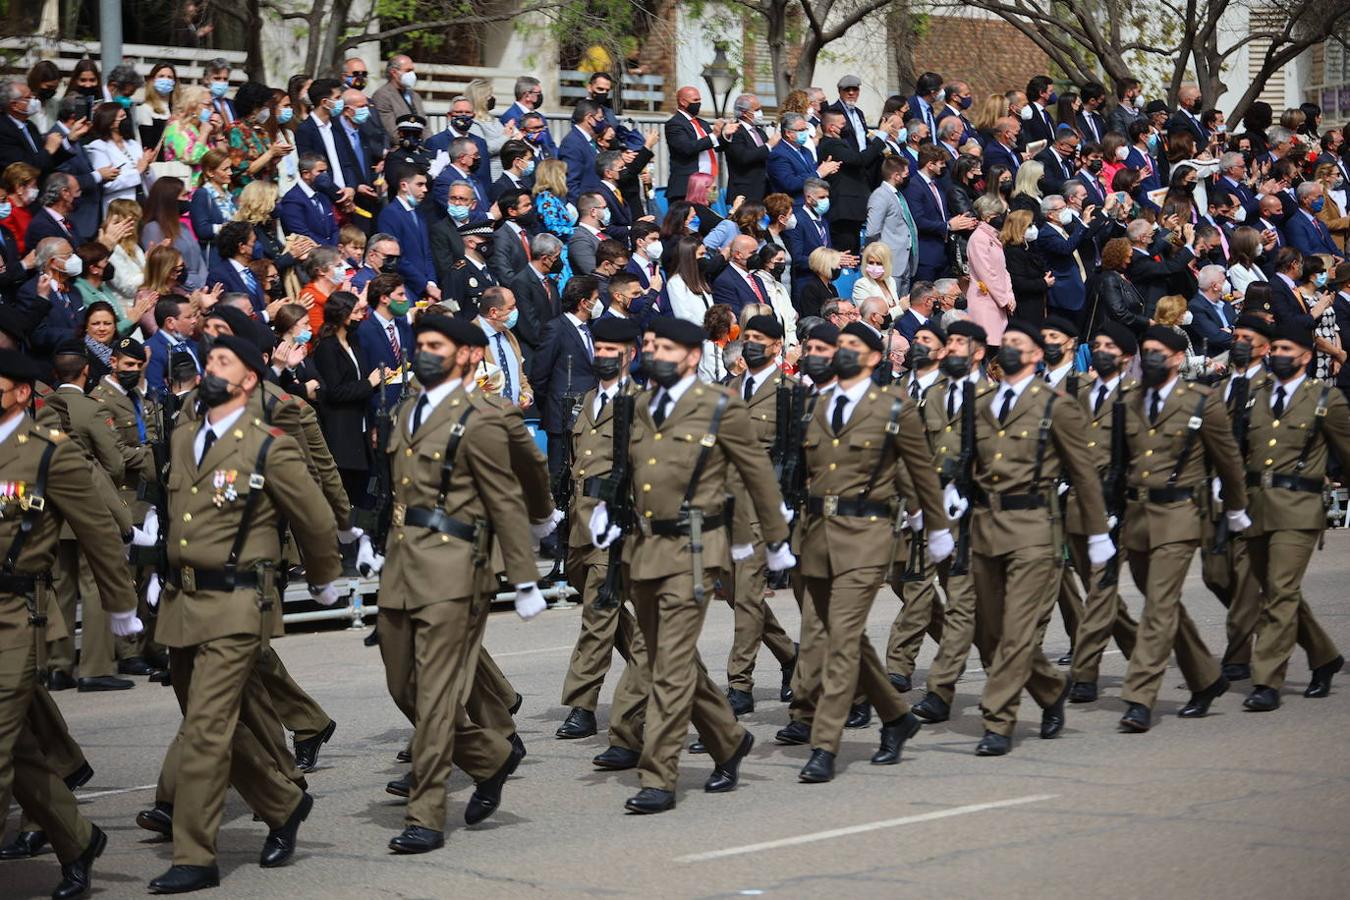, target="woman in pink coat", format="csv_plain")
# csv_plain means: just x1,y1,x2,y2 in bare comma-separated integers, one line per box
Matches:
965,195,1016,346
